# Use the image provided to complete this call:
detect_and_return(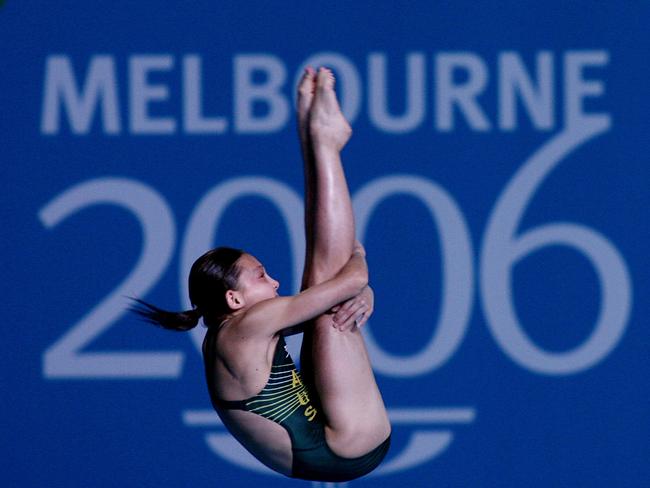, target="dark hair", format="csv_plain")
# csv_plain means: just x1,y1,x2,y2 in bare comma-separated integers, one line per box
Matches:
131,247,244,331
